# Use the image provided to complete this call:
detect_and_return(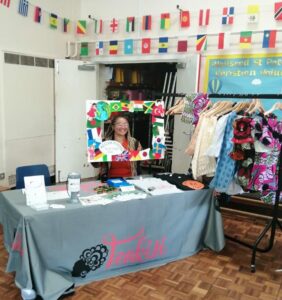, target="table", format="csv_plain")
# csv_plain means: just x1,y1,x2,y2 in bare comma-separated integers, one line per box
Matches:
0,183,225,300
